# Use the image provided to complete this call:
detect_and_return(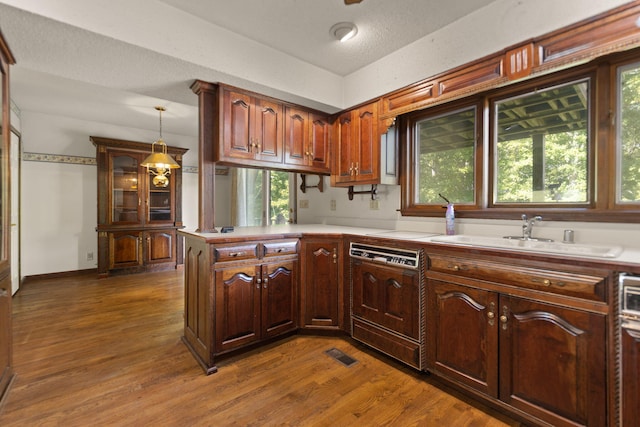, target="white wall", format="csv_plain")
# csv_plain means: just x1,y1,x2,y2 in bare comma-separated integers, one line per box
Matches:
296,183,640,249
